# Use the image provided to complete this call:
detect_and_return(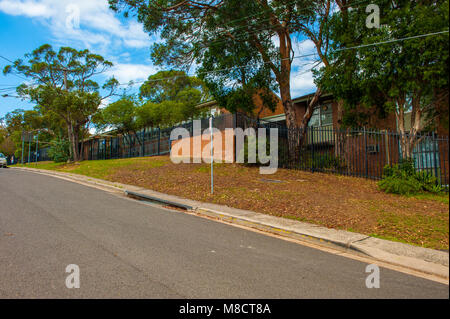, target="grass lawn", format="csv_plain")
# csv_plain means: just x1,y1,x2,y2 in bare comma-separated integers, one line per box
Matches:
14,157,449,250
